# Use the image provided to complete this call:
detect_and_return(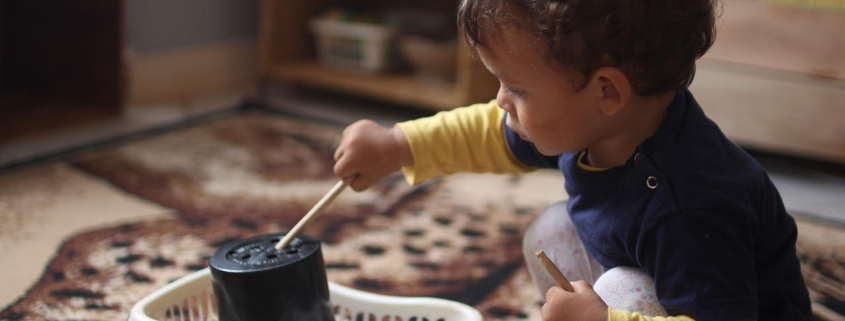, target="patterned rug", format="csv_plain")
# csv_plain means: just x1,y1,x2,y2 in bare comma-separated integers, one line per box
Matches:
0,108,842,321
